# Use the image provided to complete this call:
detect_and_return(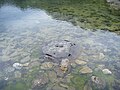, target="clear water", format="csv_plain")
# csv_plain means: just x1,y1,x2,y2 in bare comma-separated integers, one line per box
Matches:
0,0,120,90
